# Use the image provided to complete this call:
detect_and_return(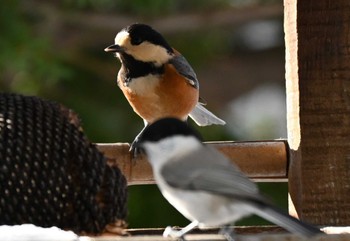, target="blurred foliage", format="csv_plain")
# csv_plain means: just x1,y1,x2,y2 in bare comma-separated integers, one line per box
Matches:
0,0,285,230
63,0,231,15
63,0,279,14
0,1,71,94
